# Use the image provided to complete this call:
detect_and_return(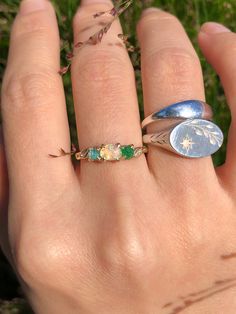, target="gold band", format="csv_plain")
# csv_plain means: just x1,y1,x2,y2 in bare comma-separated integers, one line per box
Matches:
49,143,147,162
